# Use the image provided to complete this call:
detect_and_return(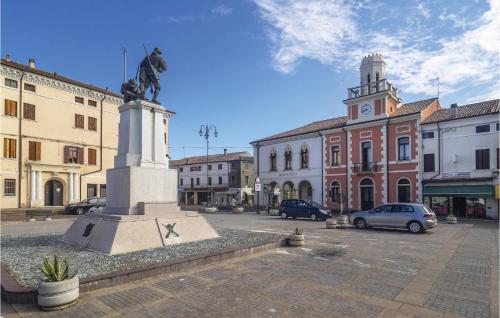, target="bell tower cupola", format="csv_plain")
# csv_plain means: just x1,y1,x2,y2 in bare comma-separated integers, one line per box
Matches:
360,53,385,85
